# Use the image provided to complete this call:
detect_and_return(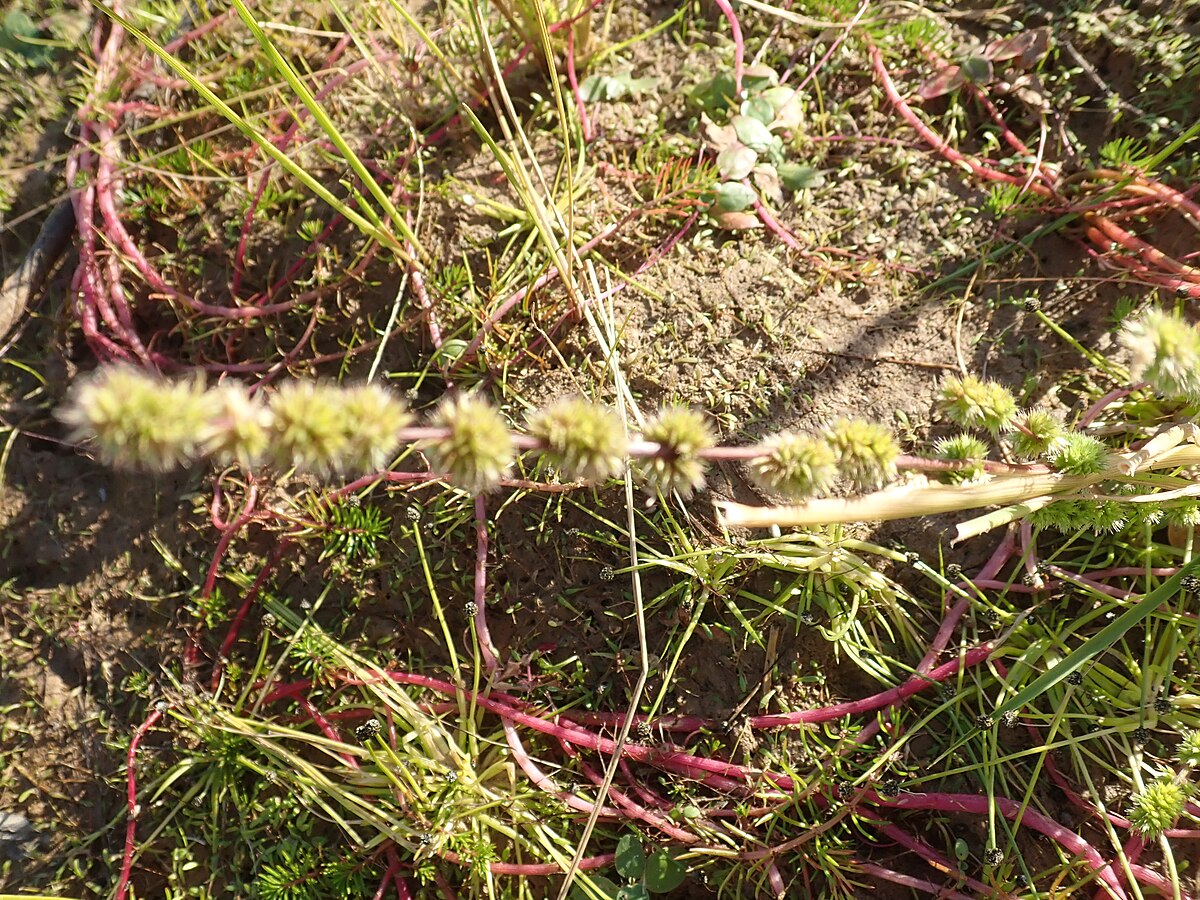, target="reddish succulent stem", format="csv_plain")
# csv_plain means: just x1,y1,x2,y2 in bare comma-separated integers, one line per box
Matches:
708,0,745,95
473,495,500,674
856,862,975,900
565,28,592,142
872,791,1127,899
115,704,166,900
874,823,1002,898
